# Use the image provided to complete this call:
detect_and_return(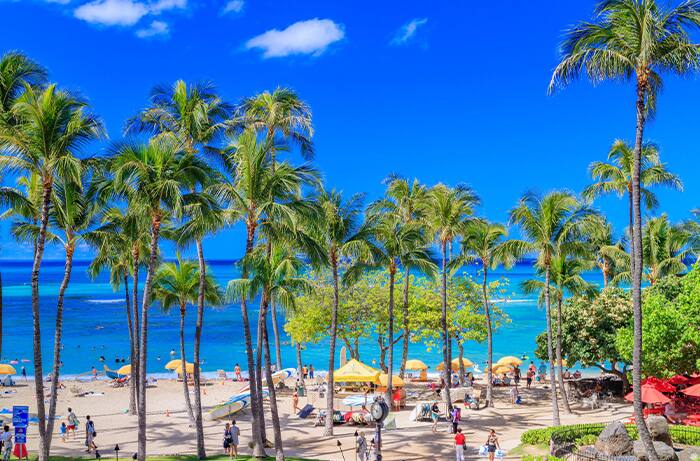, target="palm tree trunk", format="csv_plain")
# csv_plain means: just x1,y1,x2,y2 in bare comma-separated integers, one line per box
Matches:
385,269,395,406
179,304,195,424
193,240,206,459
325,258,339,436
482,267,494,407
399,267,410,379
270,297,283,371
555,298,571,413
242,223,265,457
261,296,284,461
440,242,453,411
295,342,304,386
457,342,465,386
132,247,141,412
632,79,658,461
544,265,560,426
0,272,3,363
45,244,75,449
137,216,162,461
32,178,52,461
255,302,268,444
124,274,137,415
